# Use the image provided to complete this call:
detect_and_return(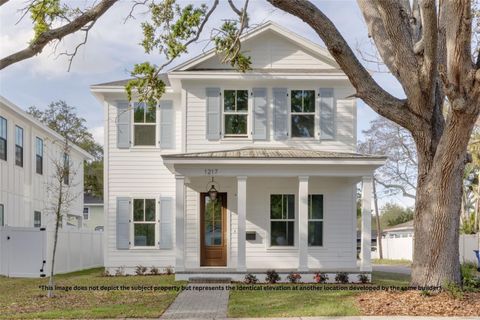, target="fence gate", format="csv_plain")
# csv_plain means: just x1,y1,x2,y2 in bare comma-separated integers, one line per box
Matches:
0,227,47,277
